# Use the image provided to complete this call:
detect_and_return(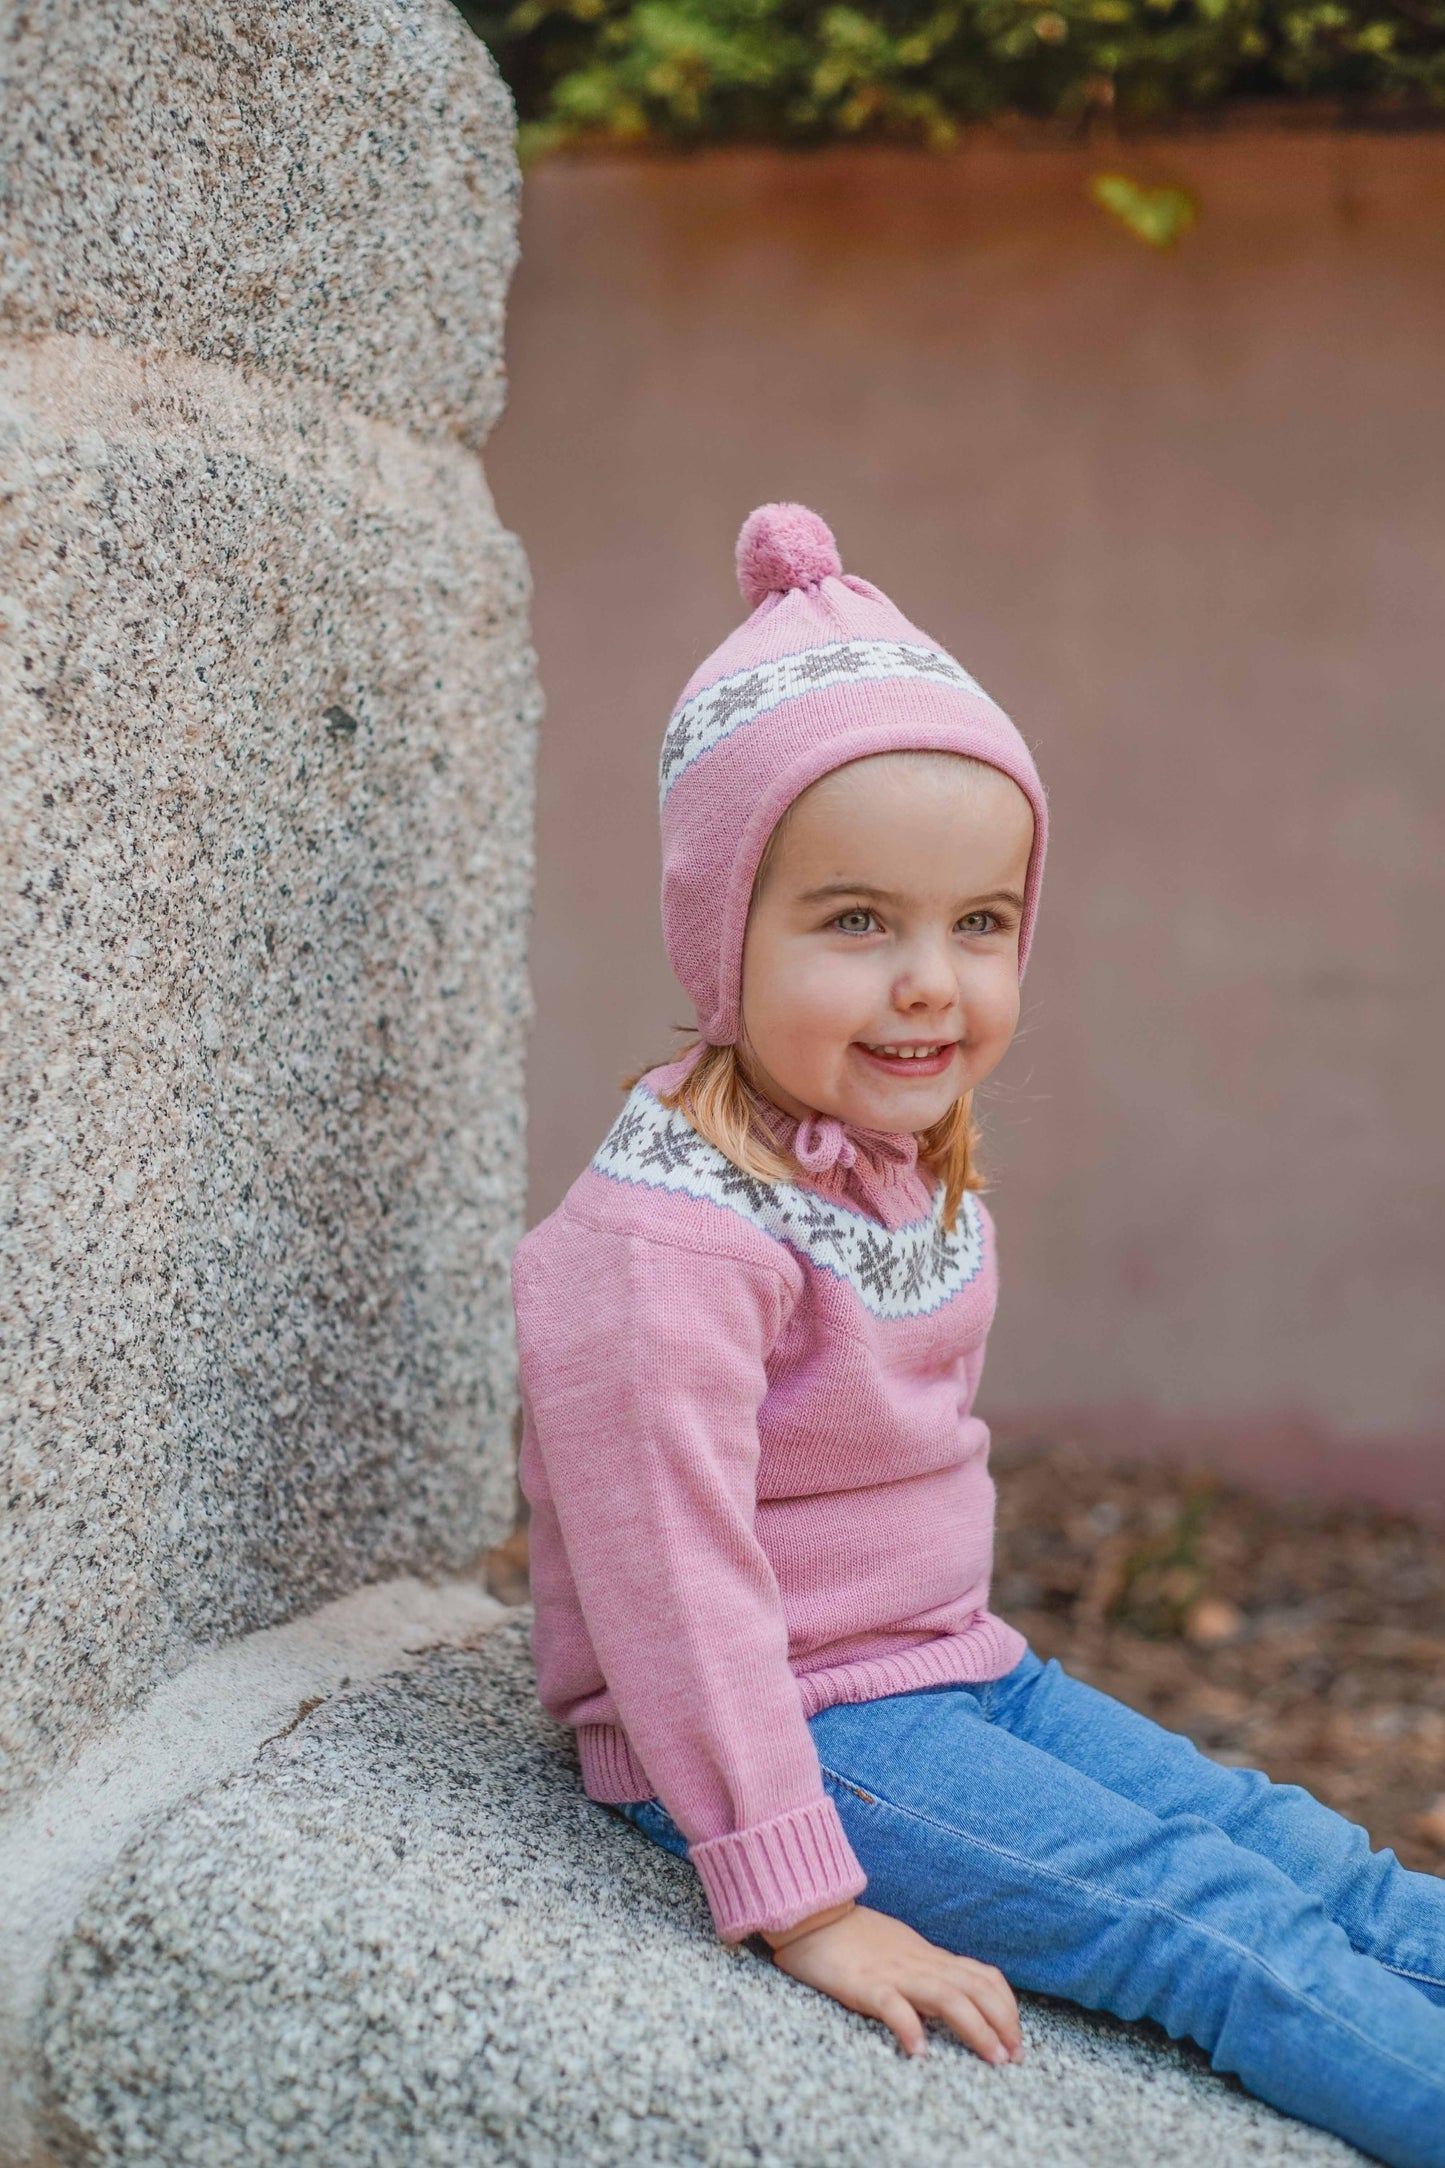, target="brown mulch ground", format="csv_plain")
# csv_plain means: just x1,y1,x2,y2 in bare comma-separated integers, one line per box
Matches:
485,1442,1445,1875
992,1442,1445,1874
